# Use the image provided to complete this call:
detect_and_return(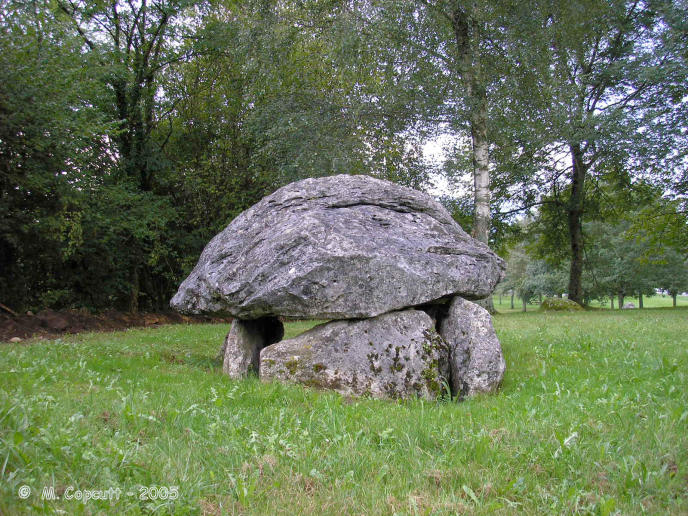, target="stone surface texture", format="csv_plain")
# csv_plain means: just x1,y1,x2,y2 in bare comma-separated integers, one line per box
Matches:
171,174,505,319
438,297,506,397
260,310,449,399
222,317,284,378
